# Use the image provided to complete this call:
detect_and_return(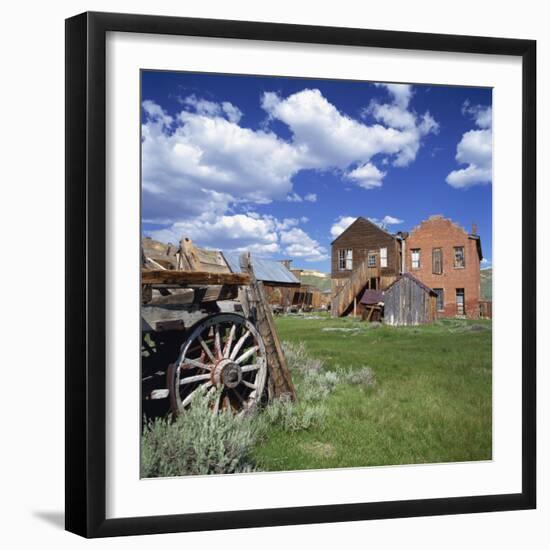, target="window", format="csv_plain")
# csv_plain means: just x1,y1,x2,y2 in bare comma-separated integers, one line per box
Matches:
368,251,377,268
436,289,445,312
411,248,421,269
456,288,465,316
338,249,353,270
454,246,465,268
432,248,443,274
380,247,388,268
